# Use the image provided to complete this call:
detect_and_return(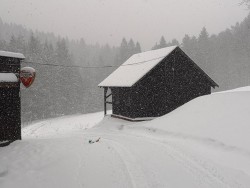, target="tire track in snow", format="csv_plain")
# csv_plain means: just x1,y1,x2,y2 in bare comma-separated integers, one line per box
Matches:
165,141,244,188
102,137,150,188
123,132,242,188
143,127,250,158
22,122,47,137
118,134,224,187
151,139,233,188
76,148,85,188
87,131,239,188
